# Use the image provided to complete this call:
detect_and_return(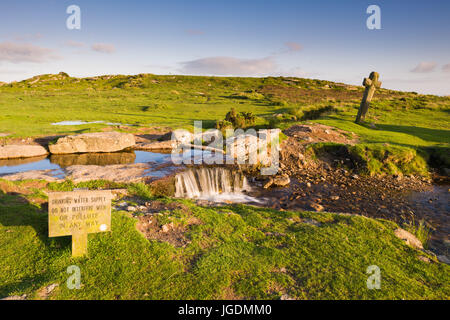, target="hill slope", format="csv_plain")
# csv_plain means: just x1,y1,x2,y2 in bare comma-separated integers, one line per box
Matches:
0,73,448,145
0,180,449,300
